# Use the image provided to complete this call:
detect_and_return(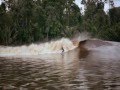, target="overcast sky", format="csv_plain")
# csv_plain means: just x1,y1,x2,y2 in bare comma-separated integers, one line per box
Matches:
75,0,120,13
0,0,120,13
